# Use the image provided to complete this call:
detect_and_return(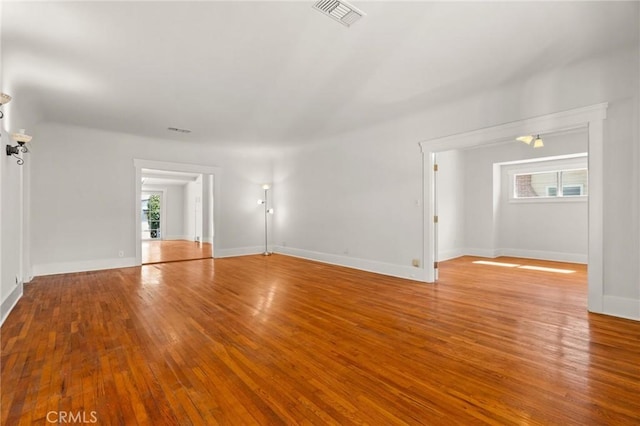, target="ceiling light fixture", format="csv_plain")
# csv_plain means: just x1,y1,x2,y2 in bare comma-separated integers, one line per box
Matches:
517,134,544,148
533,136,544,148
6,129,33,165
313,0,365,27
